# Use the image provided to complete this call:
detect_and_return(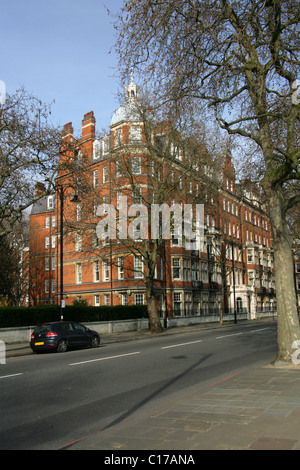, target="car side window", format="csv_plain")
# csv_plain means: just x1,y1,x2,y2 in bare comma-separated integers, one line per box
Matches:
73,323,86,333
61,322,73,331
